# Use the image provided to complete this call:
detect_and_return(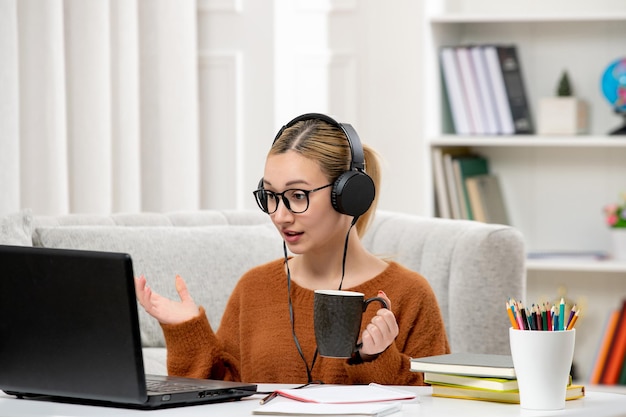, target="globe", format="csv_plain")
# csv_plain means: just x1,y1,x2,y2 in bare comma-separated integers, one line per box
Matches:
601,57,626,134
